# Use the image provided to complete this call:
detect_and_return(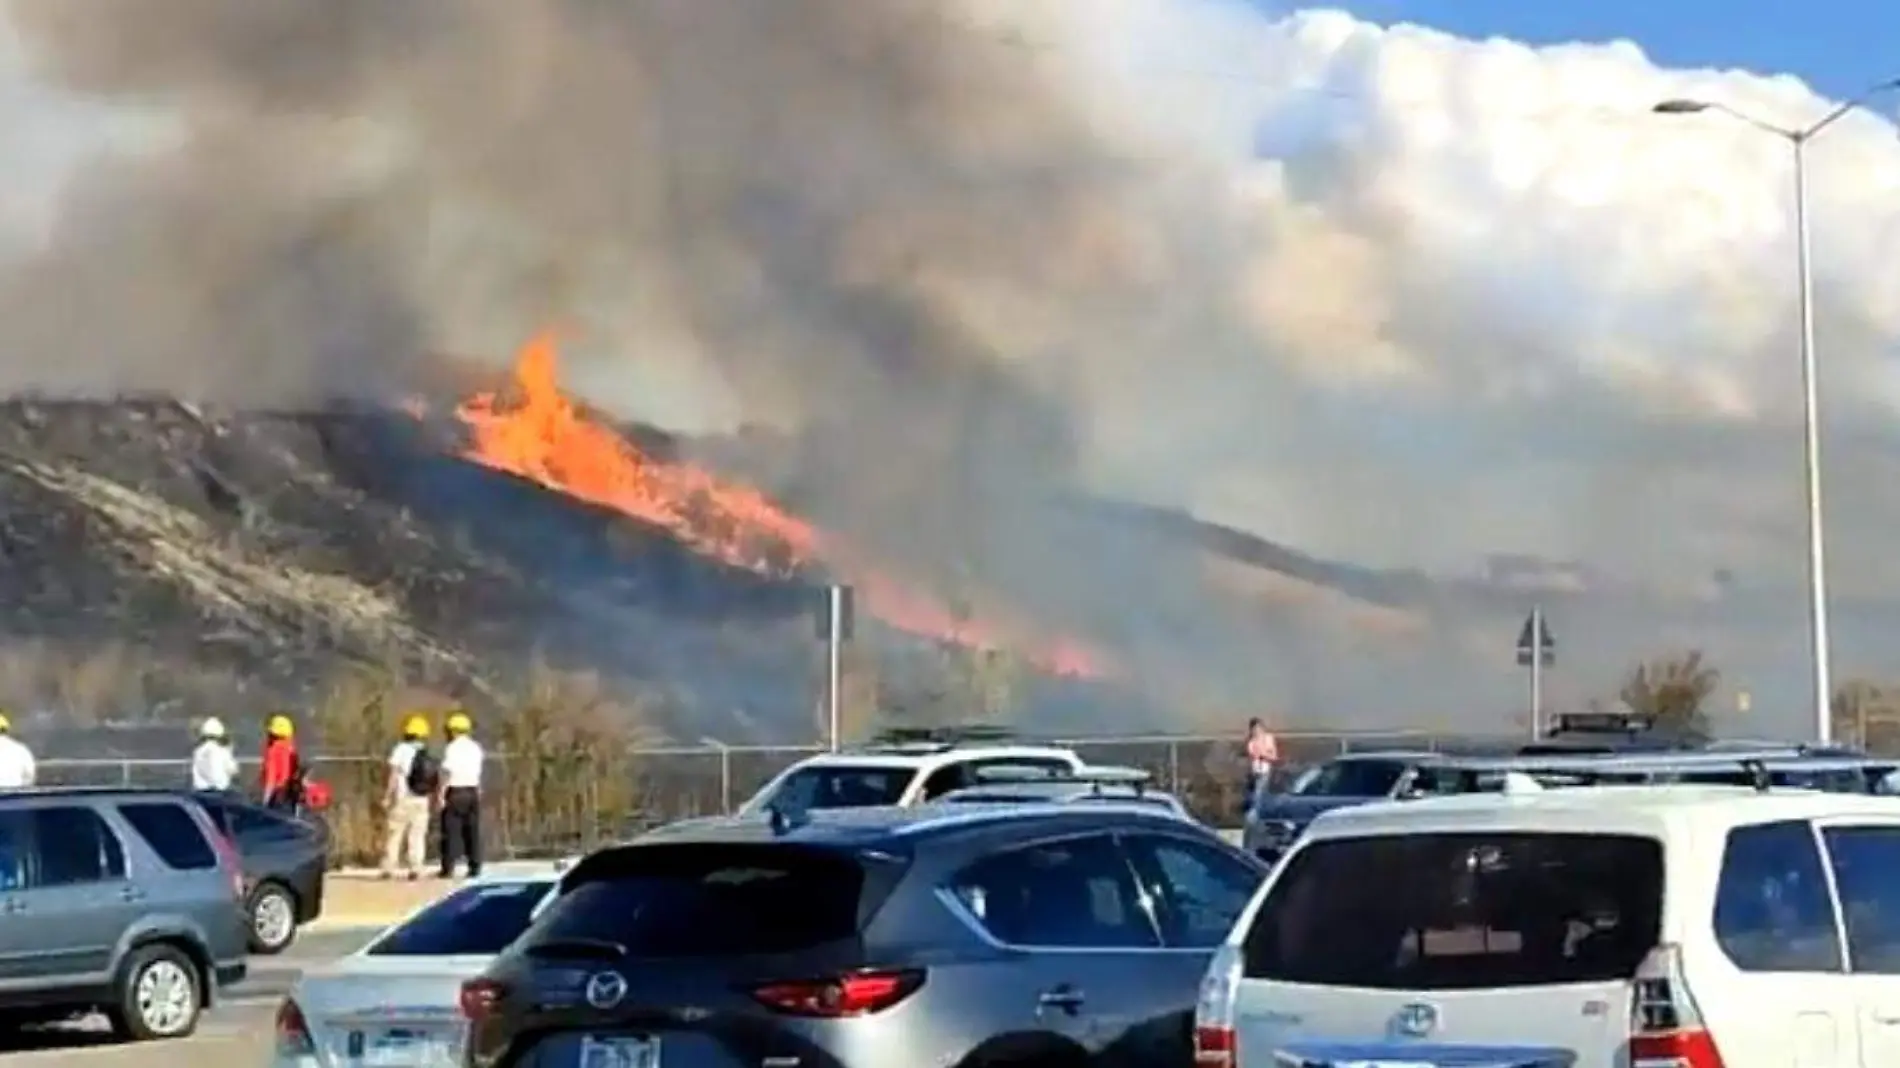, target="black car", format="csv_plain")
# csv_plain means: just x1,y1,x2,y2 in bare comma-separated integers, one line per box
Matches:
190,792,327,954
461,802,1270,1068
